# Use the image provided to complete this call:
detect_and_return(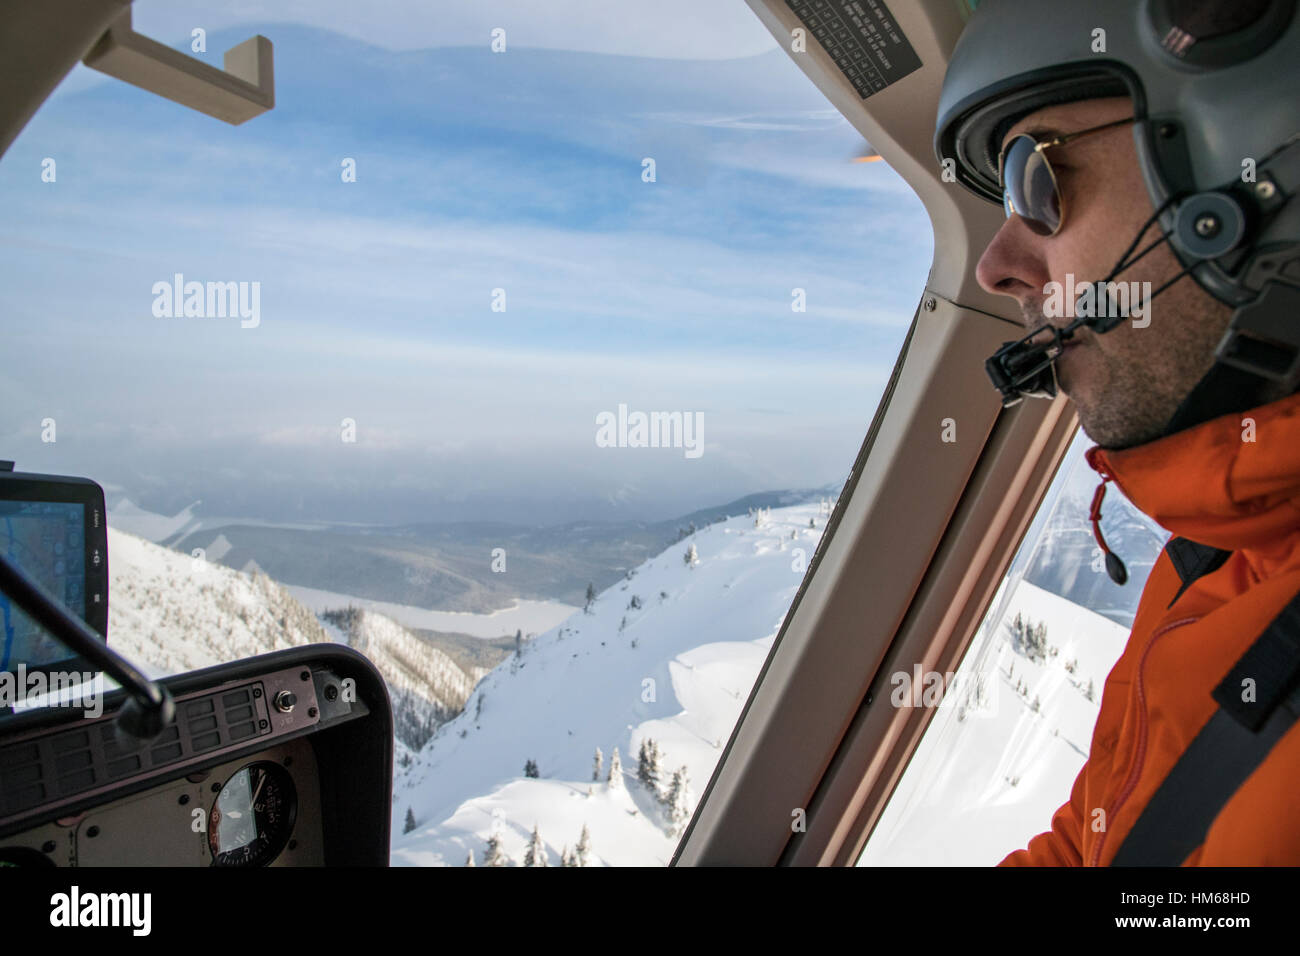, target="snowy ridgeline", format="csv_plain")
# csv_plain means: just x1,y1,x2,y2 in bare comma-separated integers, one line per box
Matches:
393,502,833,867
105,528,478,751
